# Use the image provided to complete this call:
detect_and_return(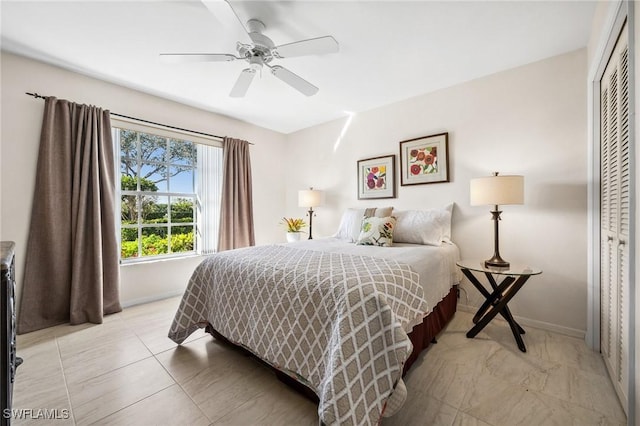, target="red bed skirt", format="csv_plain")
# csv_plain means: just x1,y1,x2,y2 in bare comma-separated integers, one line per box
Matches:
403,285,458,374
